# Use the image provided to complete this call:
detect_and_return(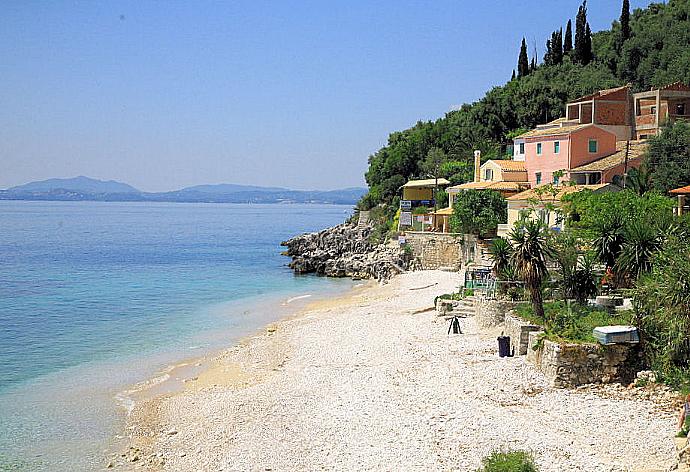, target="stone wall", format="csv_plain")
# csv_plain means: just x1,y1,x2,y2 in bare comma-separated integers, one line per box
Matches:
504,312,543,356
404,232,464,270
527,335,642,388
475,299,518,328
